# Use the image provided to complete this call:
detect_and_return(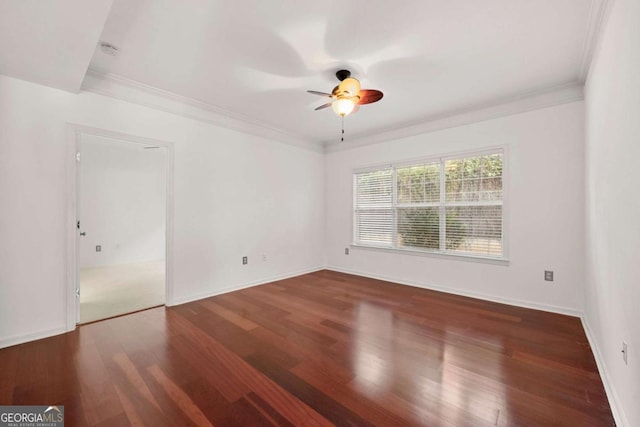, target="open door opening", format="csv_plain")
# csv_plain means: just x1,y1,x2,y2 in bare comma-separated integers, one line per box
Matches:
76,133,168,324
